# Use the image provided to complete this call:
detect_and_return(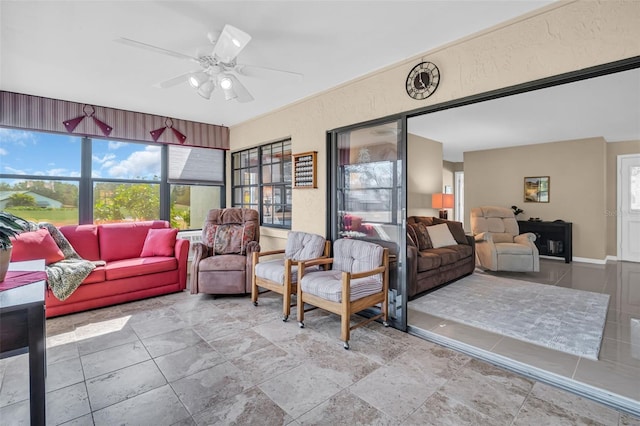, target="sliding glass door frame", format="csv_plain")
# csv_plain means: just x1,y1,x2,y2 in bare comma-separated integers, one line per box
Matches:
326,114,408,331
